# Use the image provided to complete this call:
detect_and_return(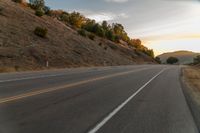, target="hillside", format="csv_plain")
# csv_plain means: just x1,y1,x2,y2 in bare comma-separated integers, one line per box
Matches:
0,0,155,72
158,51,199,64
